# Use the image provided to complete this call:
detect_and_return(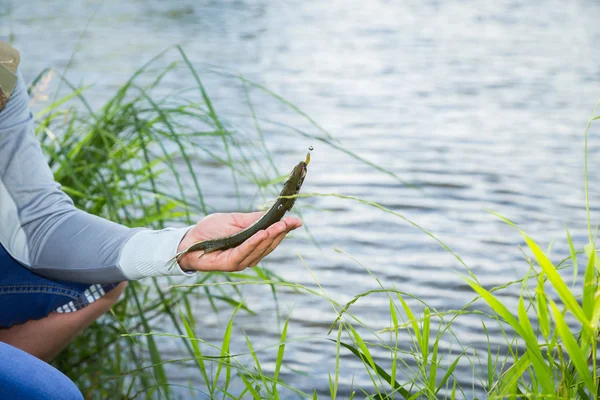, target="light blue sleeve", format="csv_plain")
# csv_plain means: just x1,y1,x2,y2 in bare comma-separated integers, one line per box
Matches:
0,69,192,283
